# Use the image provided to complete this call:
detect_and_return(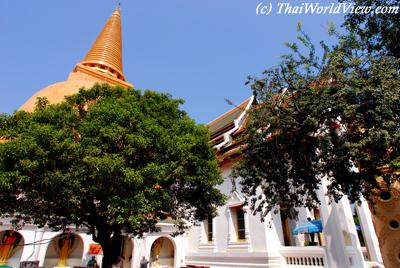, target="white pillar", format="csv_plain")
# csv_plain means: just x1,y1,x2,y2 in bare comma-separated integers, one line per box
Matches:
212,217,216,243
264,212,283,255
243,206,251,244
32,229,45,261
133,237,146,268
78,234,88,267
356,200,383,263
338,197,366,268
180,234,188,268
226,207,232,243
129,238,136,268
317,178,352,268
274,210,285,246
198,221,204,244
19,230,36,262
172,236,180,268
